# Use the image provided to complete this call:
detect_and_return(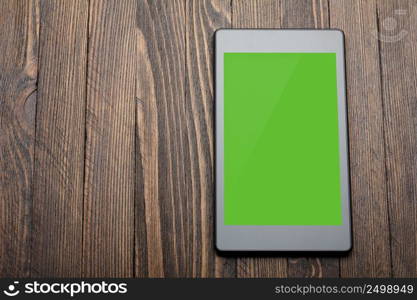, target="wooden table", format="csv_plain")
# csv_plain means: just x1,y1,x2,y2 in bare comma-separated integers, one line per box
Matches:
1,0,416,278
